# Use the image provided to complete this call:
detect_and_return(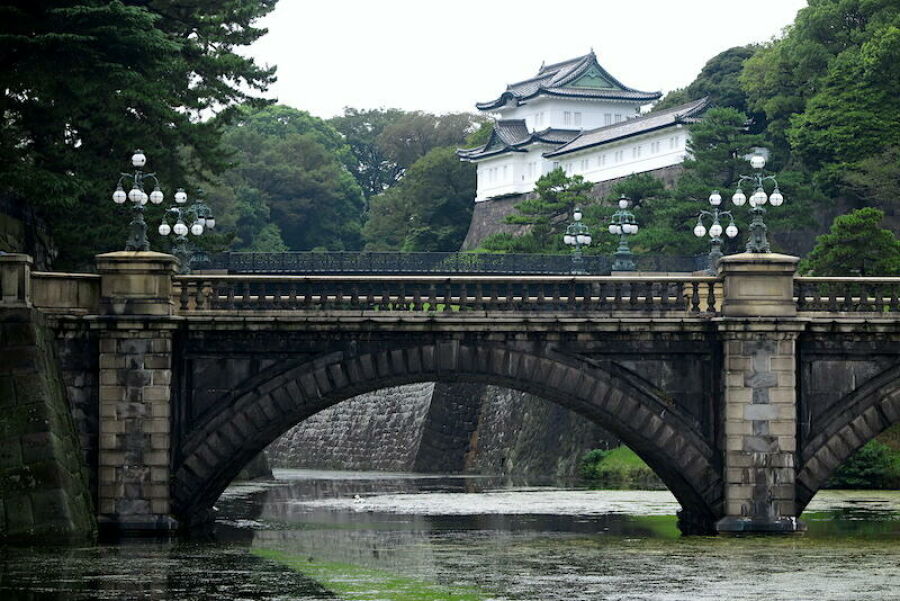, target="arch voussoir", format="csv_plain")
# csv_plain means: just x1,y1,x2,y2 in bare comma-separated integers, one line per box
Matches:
173,341,722,532
796,364,900,512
